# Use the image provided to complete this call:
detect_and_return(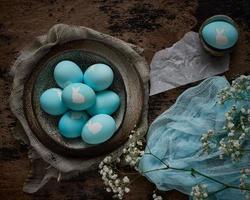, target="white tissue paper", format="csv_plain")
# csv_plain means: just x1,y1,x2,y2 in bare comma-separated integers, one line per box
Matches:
149,31,229,95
